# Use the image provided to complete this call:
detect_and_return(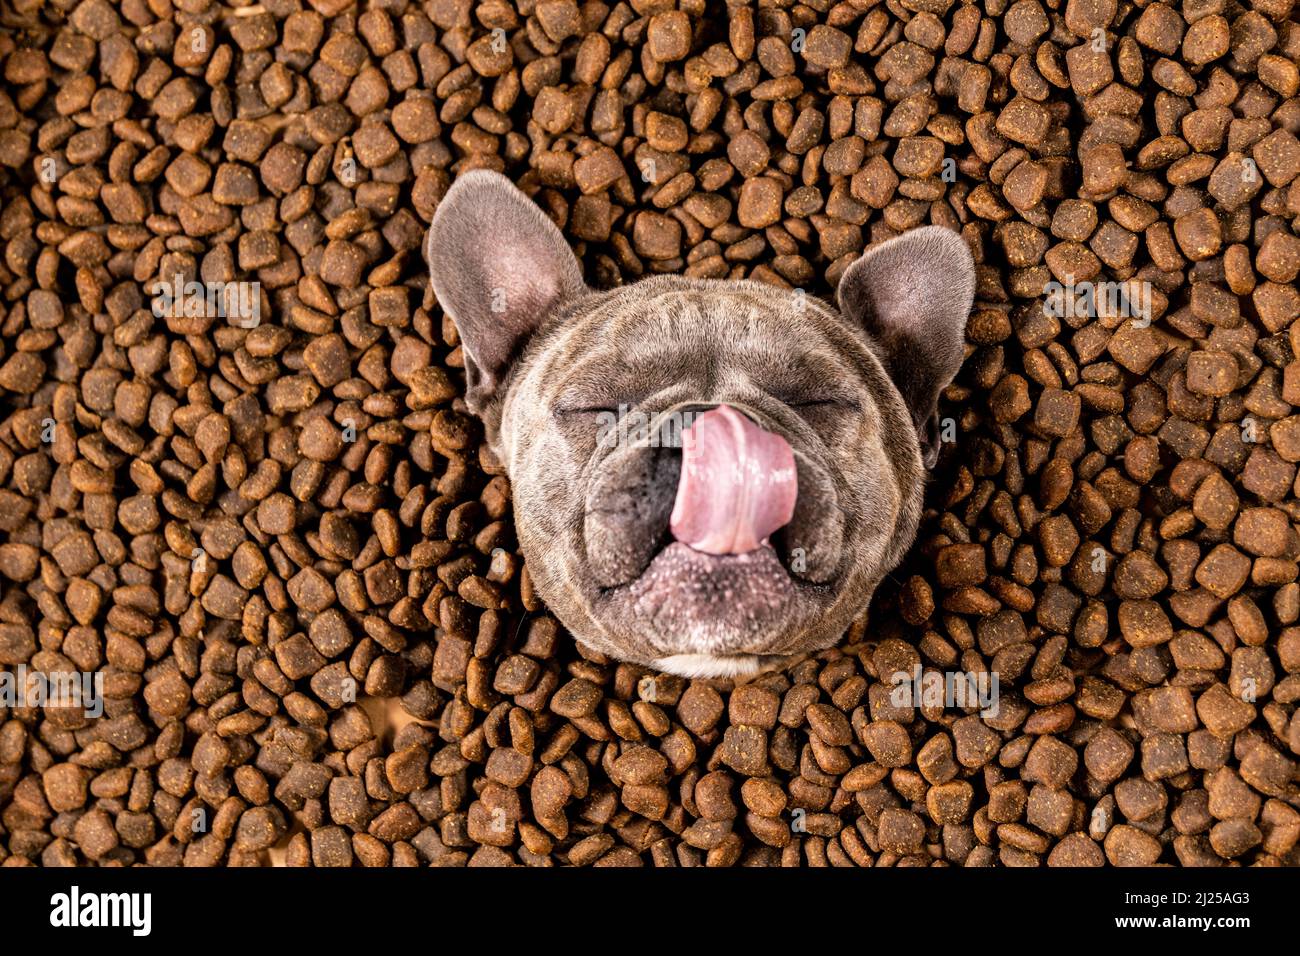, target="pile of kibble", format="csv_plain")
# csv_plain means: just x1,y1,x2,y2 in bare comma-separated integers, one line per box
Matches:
0,0,1297,868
